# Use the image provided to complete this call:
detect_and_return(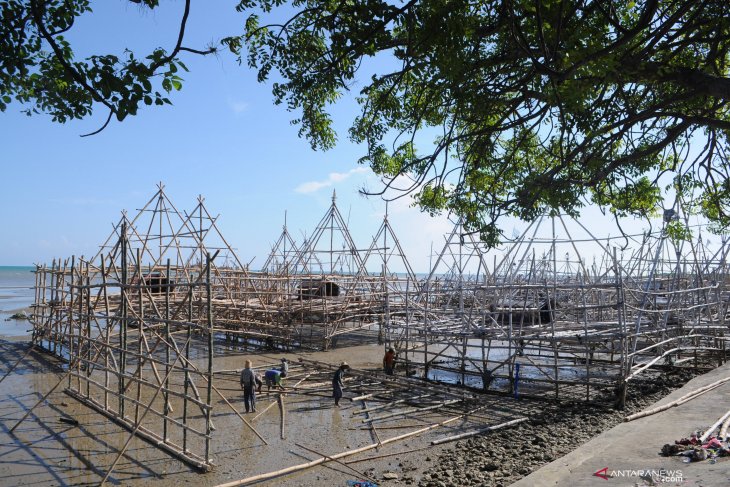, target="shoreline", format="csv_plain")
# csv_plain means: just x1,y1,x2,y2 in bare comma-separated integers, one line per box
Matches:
0,336,726,486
